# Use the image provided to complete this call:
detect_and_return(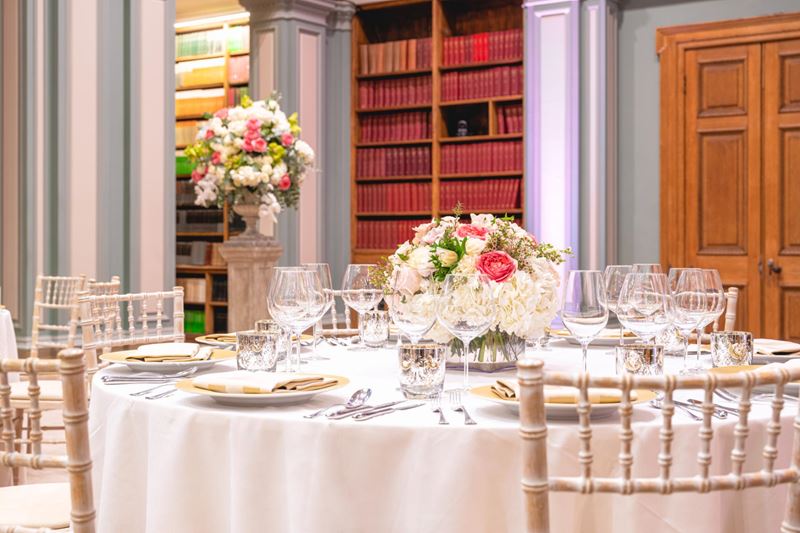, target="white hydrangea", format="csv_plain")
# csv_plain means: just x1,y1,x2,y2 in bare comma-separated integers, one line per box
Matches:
294,139,315,164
